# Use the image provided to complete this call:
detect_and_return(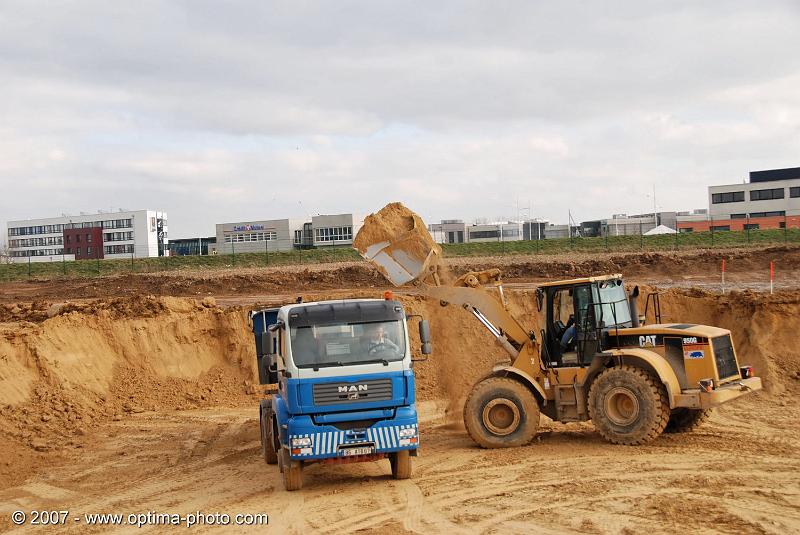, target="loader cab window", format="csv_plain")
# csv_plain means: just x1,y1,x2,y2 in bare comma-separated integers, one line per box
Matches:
547,284,595,367
591,279,632,328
